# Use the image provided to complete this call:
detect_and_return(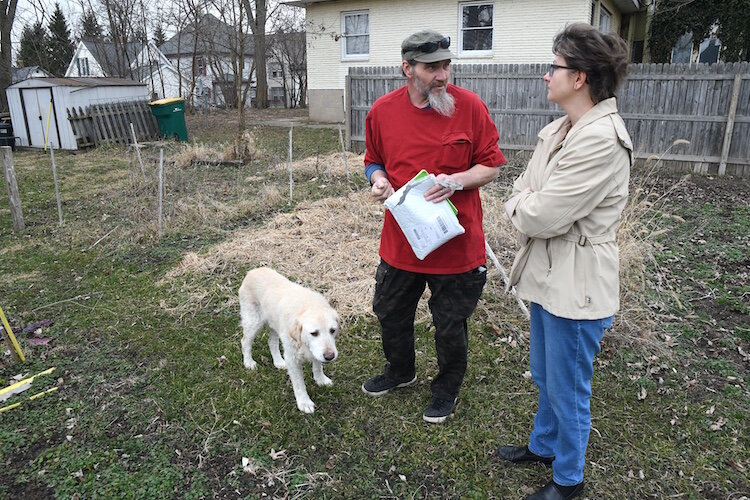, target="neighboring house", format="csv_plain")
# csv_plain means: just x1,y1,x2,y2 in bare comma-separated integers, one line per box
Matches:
160,13,256,108
289,0,648,122
65,39,181,100
160,13,301,108
11,66,53,83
